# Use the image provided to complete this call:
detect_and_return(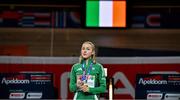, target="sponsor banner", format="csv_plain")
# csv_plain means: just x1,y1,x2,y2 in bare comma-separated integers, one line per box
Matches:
0,73,55,99
135,74,180,100
0,63,179,99
0,10,52,28
132,13,180,28
66,11,81,28
132,13,161,28
0,10,81,28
